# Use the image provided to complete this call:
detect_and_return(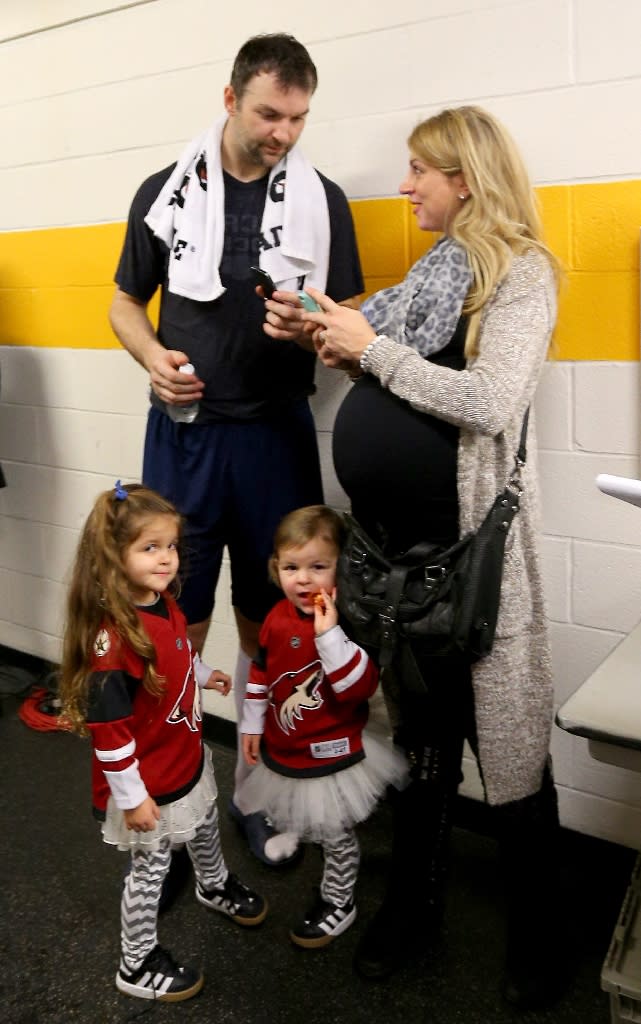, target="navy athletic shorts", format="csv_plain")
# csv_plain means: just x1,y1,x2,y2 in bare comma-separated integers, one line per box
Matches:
142,401,324,625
